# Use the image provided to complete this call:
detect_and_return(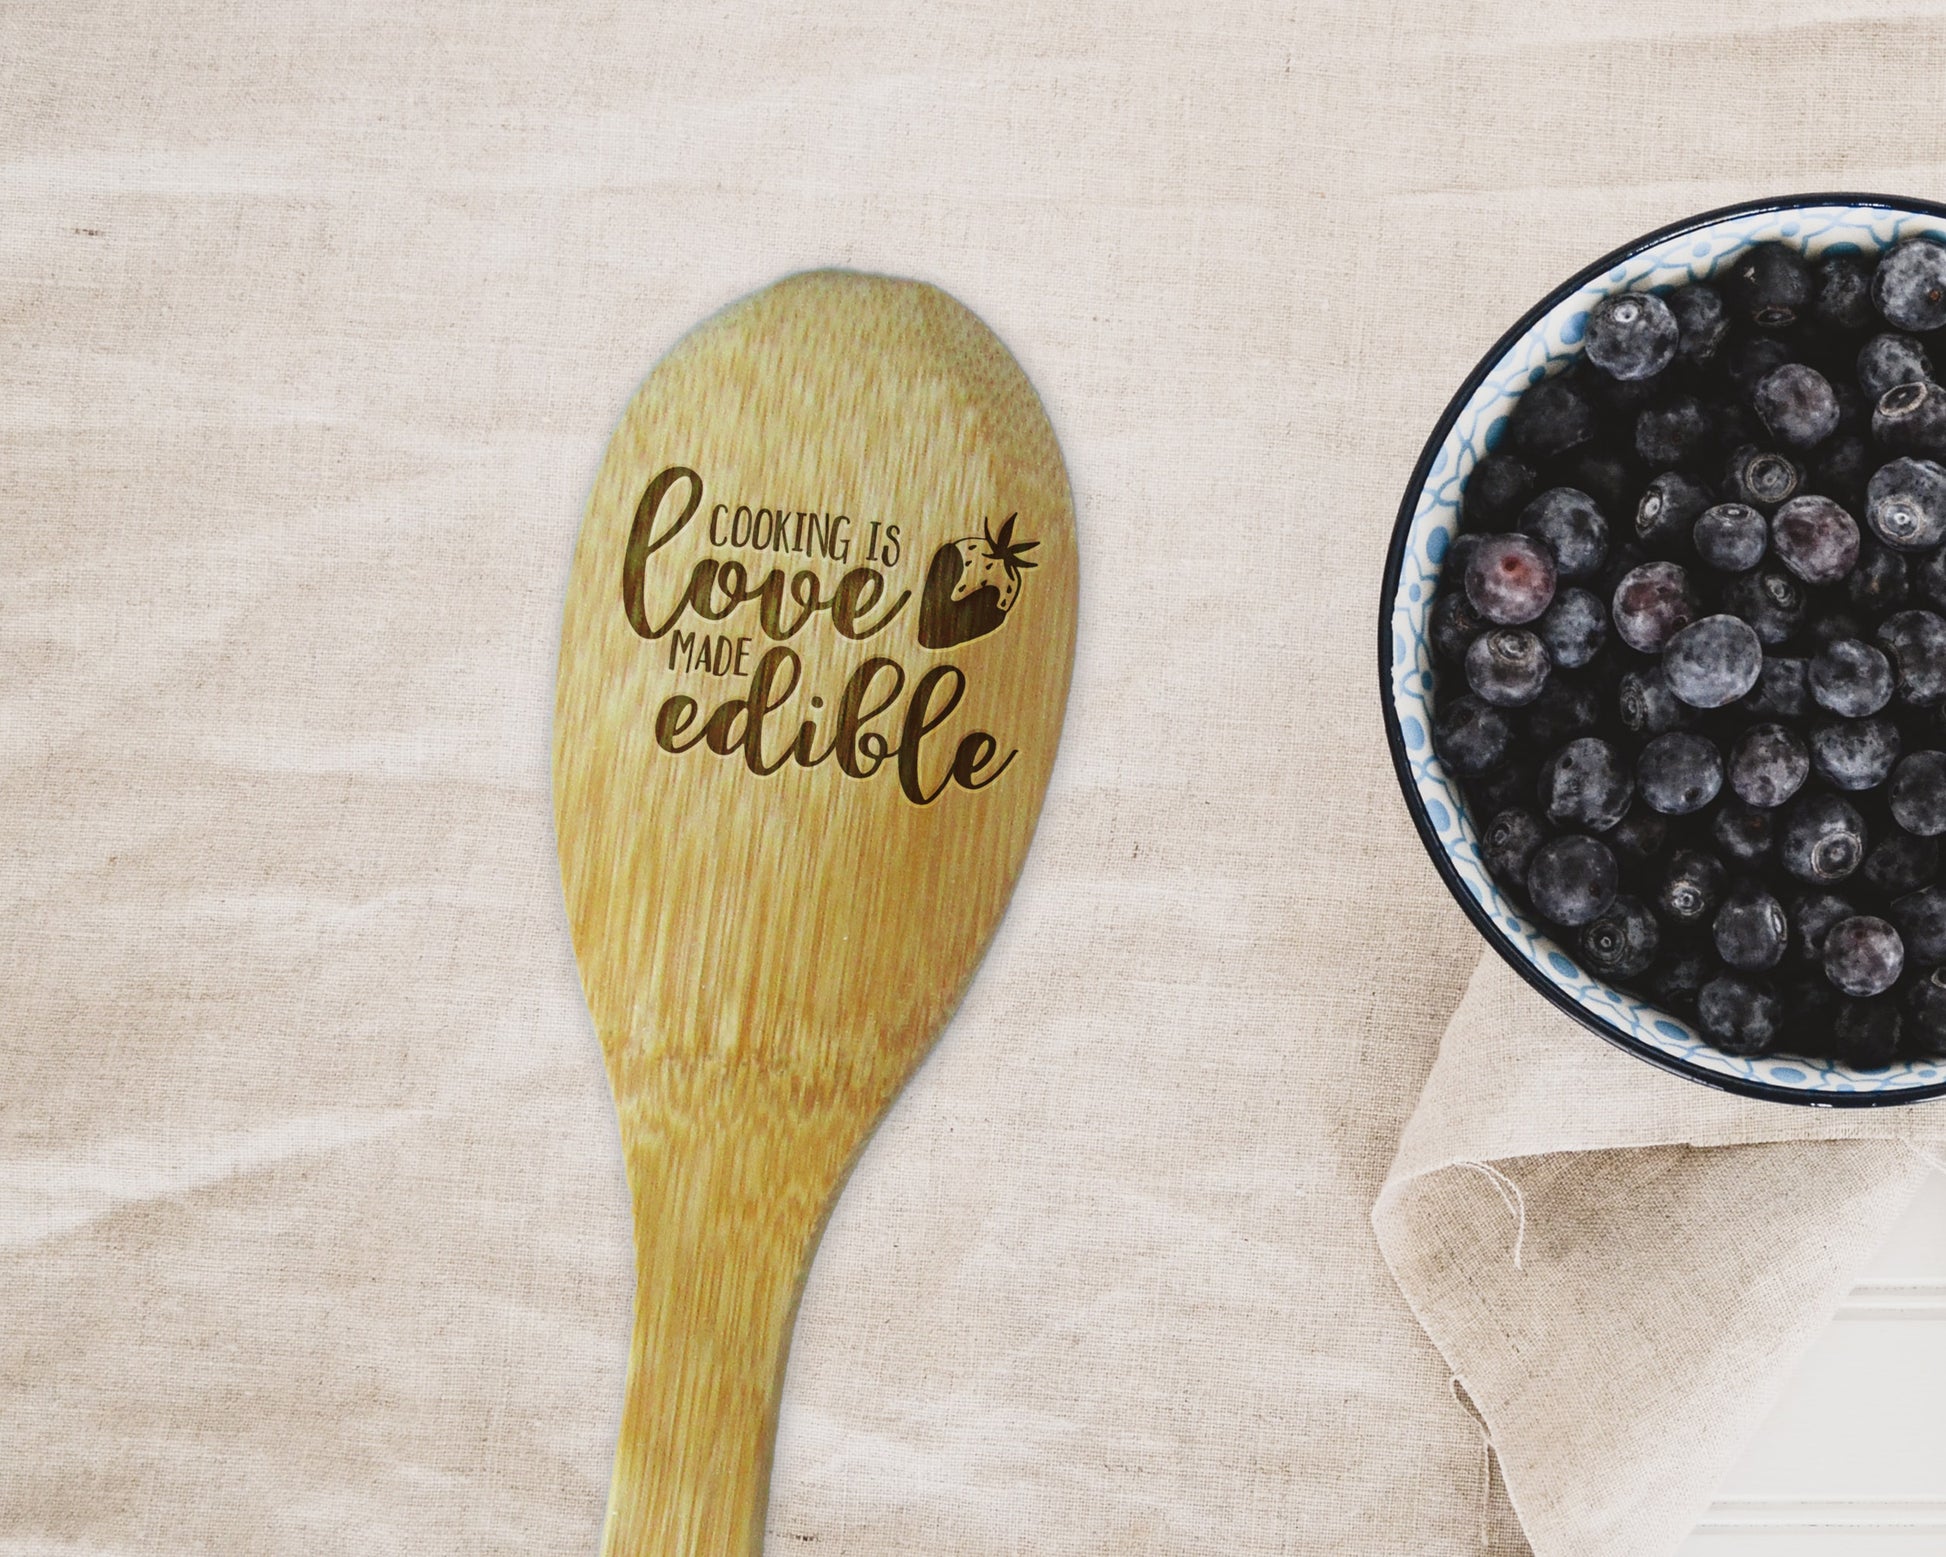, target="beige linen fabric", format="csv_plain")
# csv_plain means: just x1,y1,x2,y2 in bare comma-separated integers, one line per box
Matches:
5,3,1946,1554
1377,957,1946,1556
